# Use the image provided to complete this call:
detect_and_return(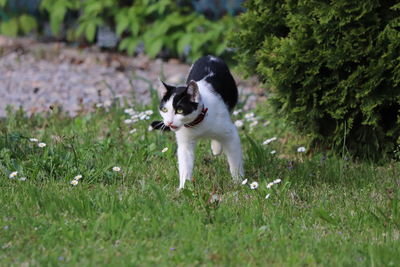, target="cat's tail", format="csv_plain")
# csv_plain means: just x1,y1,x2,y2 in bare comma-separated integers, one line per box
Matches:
150,121,171,132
